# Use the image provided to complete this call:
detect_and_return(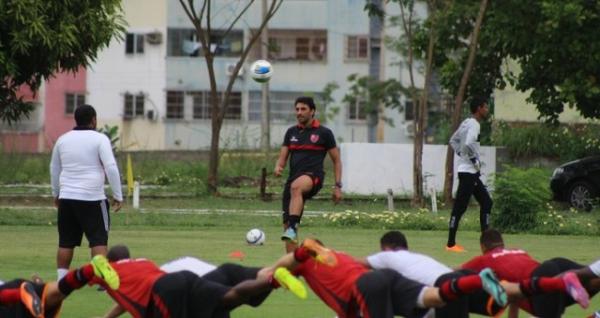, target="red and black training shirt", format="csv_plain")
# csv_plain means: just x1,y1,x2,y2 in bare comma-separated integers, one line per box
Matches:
282,119,337,178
